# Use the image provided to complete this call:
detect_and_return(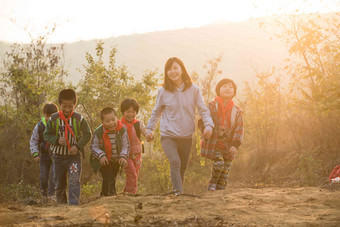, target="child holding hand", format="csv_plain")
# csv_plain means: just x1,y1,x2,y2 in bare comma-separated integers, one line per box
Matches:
90,107,129,196
120,98,148,194
200,78,244,191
